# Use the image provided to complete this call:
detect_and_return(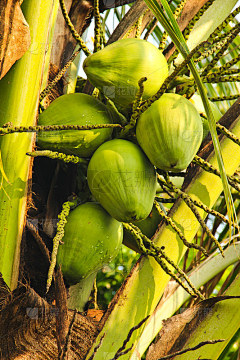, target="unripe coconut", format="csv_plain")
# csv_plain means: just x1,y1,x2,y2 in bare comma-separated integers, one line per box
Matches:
37,93,113,157
136,93,203,173
87,139,157,222
57,202,123,286
83,38,168,108
190,93,222,138
123,206,162,253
